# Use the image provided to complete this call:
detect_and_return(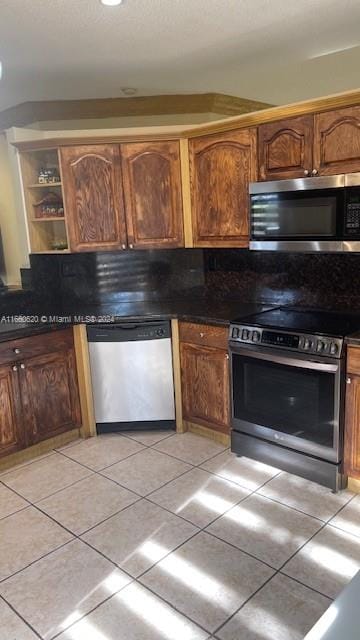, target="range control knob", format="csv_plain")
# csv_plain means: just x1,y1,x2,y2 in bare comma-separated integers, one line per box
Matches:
317,340,325,352
156,328,165,337
252,331,260,343
304,338,310,350
330,342,339,355
232,327,239,339
242,329,250,340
